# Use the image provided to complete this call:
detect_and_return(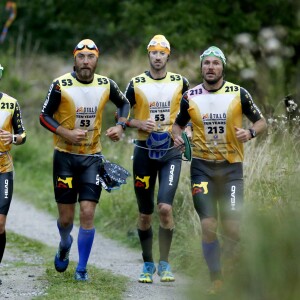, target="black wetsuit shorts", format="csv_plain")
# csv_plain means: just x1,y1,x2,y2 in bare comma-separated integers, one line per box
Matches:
133,141,182,214
53,150,102,204
191,158,243,220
